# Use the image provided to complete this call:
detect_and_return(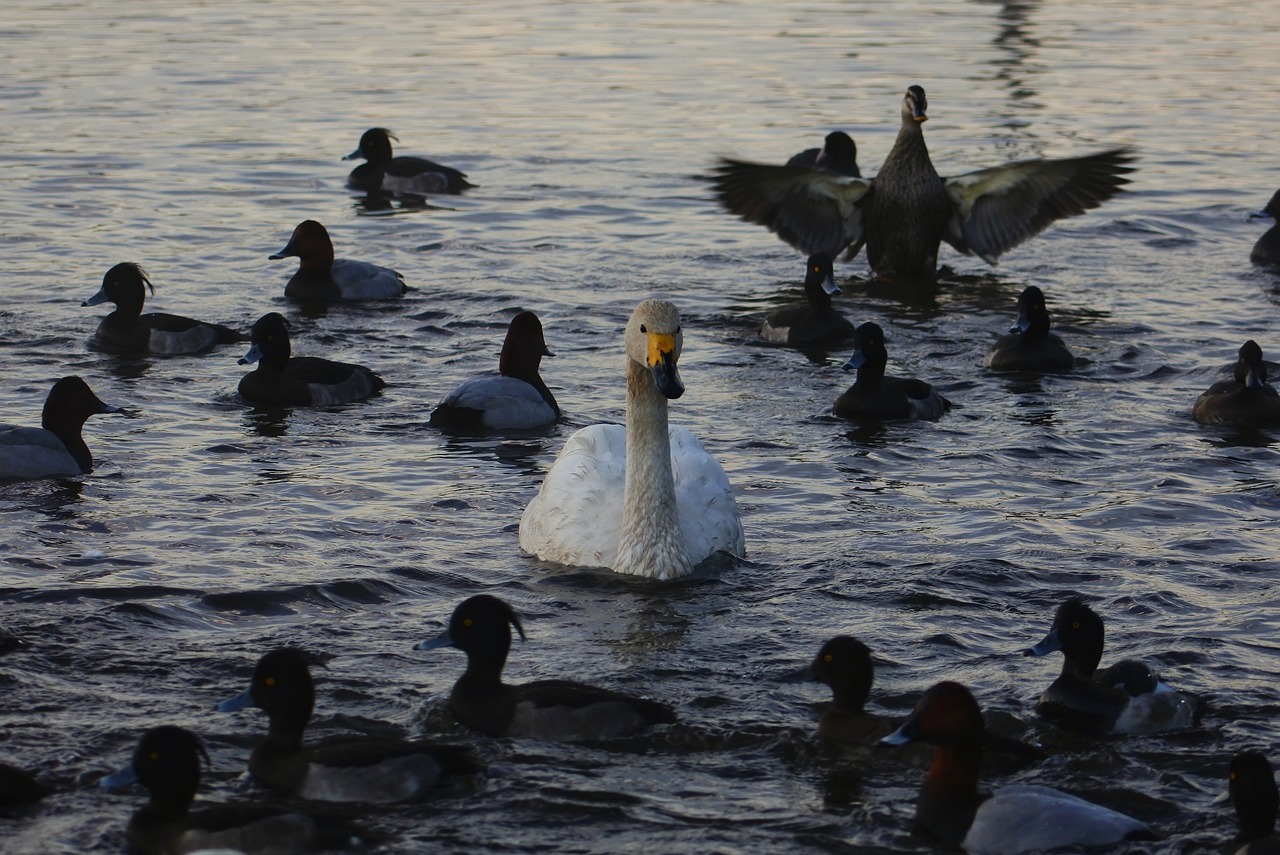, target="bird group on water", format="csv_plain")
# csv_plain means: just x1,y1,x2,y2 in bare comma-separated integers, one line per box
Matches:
3,84,1280,854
